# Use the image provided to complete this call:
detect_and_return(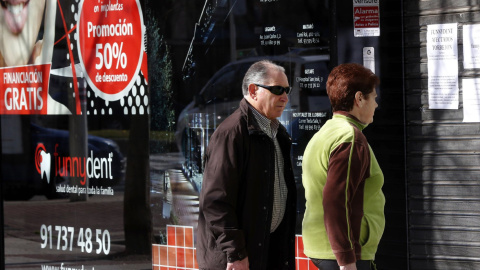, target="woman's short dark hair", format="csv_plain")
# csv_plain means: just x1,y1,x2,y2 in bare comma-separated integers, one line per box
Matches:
326,63,380,112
